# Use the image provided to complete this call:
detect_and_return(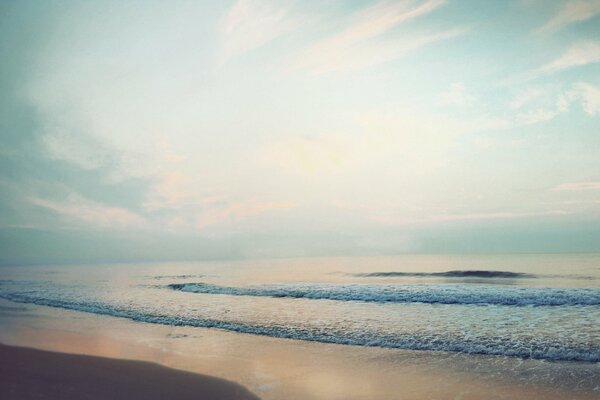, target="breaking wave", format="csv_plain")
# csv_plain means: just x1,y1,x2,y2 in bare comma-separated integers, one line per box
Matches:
0,289,598,362
167,282,600,306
